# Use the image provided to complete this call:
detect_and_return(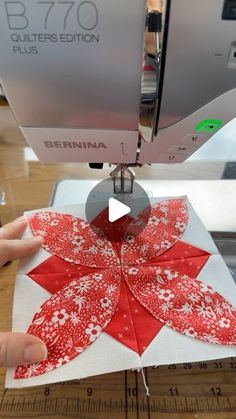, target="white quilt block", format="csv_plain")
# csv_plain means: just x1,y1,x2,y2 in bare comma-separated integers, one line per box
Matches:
6,197,236,388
